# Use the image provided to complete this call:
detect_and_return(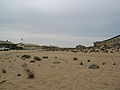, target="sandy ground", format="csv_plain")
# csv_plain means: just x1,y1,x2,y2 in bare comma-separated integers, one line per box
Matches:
0,50,120,90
